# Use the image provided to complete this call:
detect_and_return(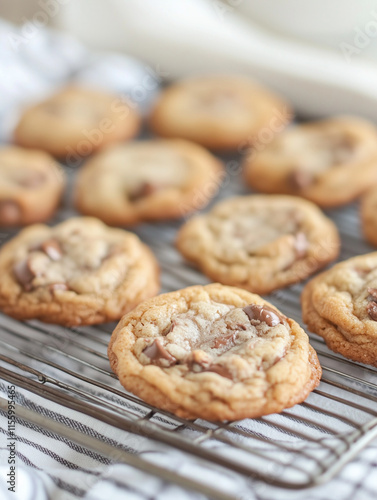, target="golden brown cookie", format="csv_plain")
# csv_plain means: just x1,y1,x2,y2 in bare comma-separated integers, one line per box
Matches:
361,187,377,247
14,86,141,159
108,284,321,421
149,76,291,151
0,217,159,326
0,146,65,226
302,253,377,367
176,195,340,295
74,139,224,225
244,116,377,207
